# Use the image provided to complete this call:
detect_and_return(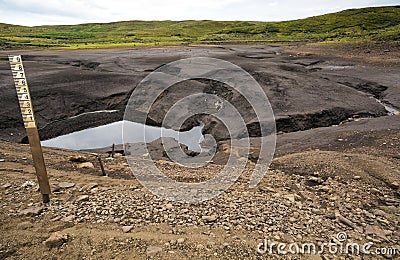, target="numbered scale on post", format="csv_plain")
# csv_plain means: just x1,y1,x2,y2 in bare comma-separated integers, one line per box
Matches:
8,55,36,128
